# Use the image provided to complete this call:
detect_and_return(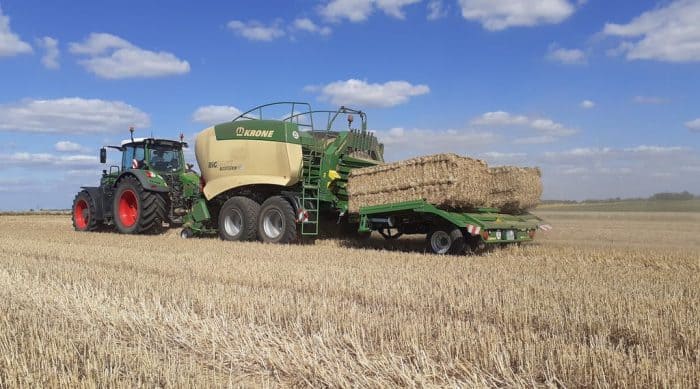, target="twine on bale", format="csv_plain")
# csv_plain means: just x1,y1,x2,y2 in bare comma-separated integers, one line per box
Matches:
347,153,542,214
